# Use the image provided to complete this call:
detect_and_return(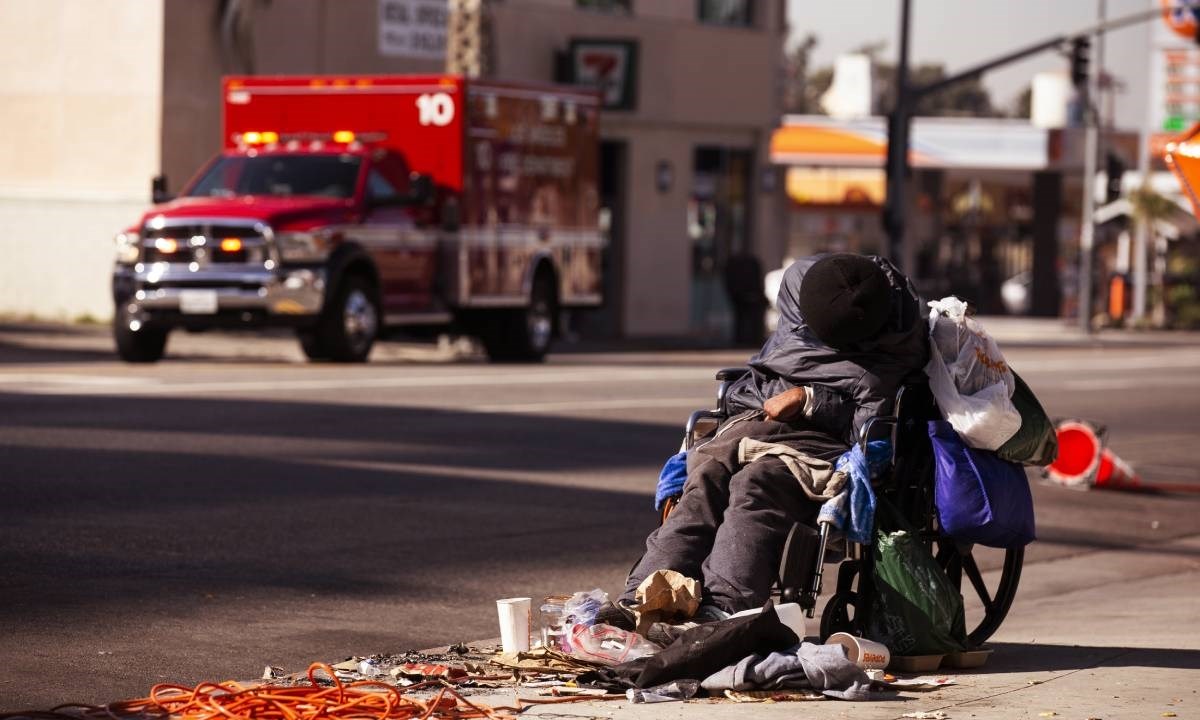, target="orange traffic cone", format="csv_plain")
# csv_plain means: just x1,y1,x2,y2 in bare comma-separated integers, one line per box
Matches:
1093,448,1142,490
1045,420,1146,493
1045,420,1103,489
